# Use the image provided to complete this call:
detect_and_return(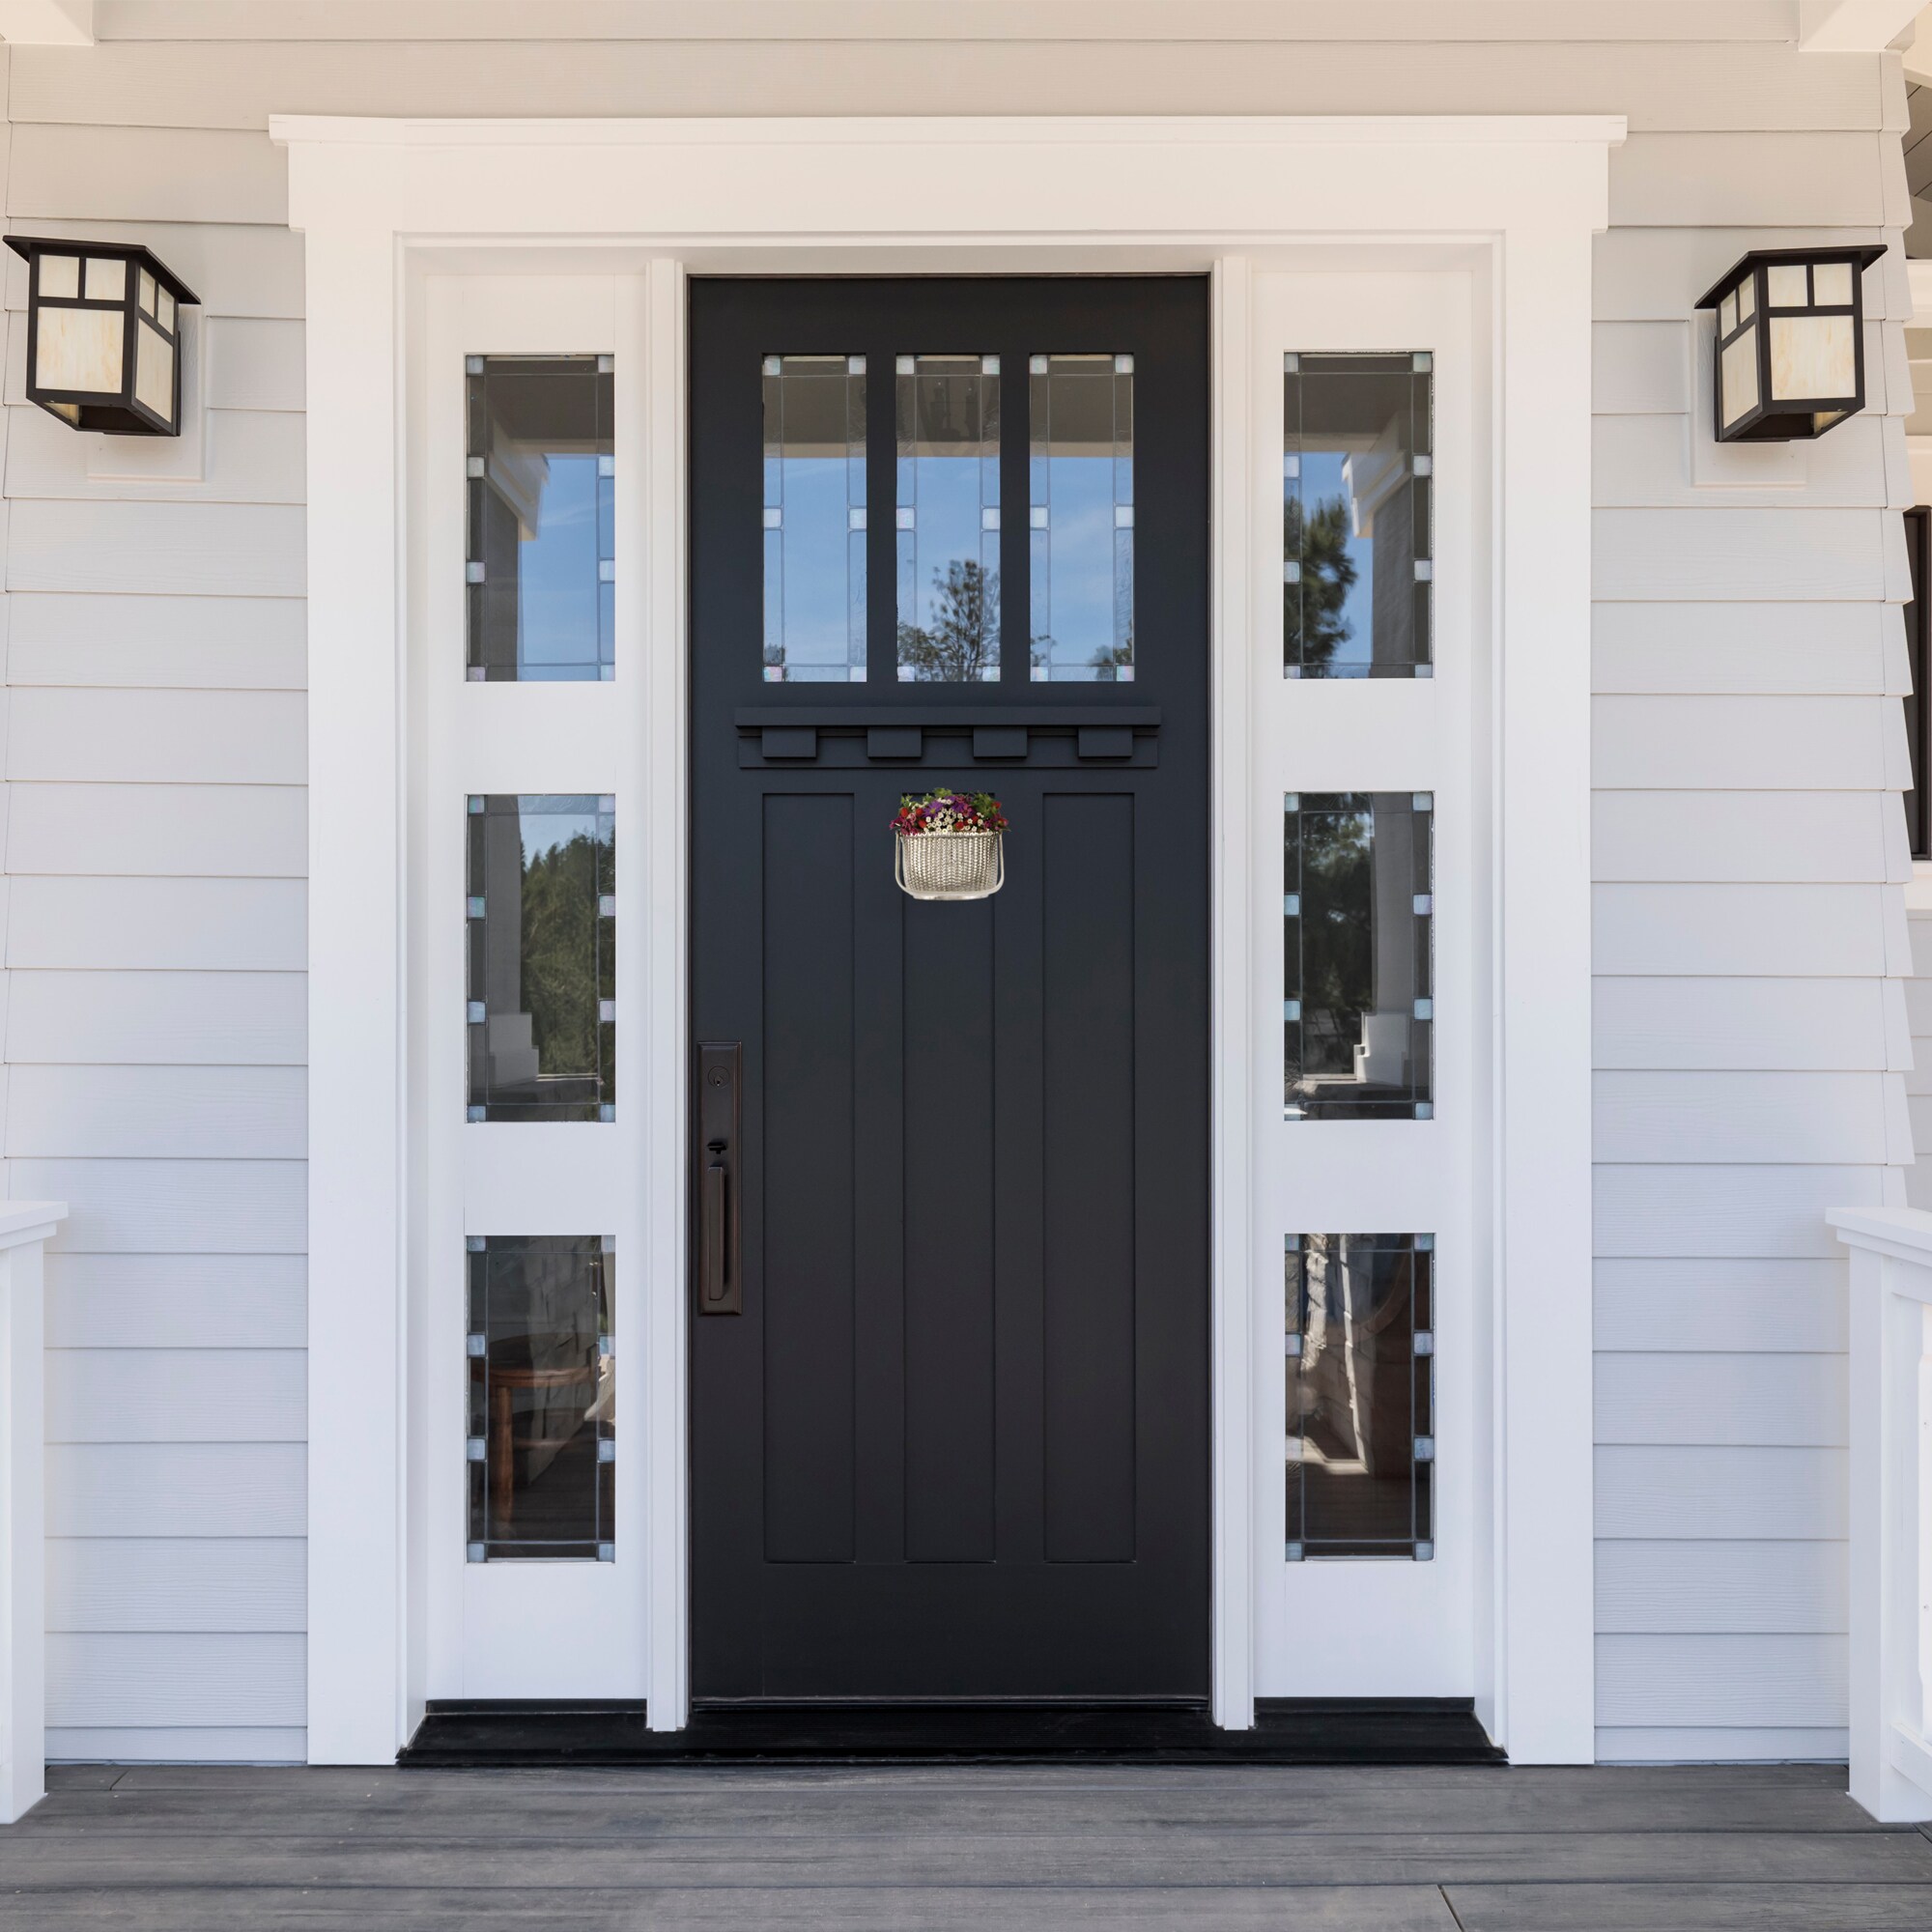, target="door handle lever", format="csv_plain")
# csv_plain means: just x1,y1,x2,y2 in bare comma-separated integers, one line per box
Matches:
696,1042,742,1315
